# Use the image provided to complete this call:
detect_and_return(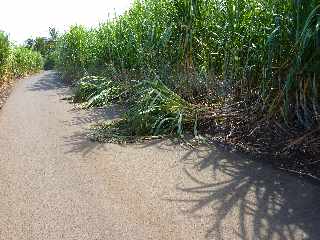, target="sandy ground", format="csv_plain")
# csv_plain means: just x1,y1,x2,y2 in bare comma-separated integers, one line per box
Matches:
0,71,320,240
